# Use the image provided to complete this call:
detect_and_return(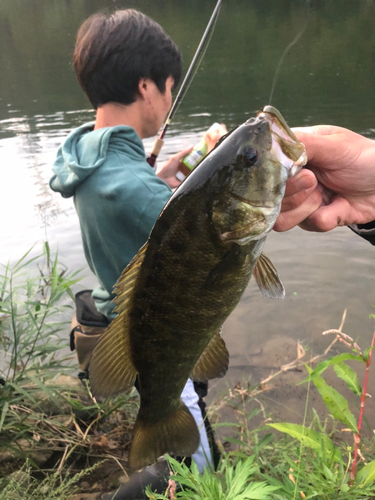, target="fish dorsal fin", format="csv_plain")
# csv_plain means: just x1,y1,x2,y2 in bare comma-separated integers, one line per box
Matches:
190,329,229,382
88,244,148,398
253,252,285,299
